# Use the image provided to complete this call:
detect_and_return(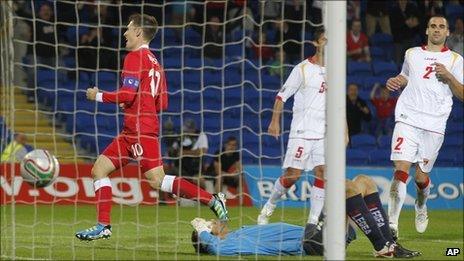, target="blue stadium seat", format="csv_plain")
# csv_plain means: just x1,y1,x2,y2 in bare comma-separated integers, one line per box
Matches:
96,136,113,154
204,59,223,69
347,75,365,88
37,68,56,84
350,134,377,149
363,76,388,90
443,135,463,150
183,70,201,87
204,112,221,133
184,27,201,46
455,151,463,166
372,61,398,78
166,70,181,87
224,71,241,86
66,26,90,45
378,135,392,149
369,33,394,61
370,46,387,61
203,71,222,86
184,58,202,68
445,3,463,30
450,105,464,122
183,92,201,111
369,149,391,166
163,28,180,45
347,61,372,77
225,43,243,58
262,74,281,90
436,150,456,167
447,122,464,135
163,57,181,69
370,33,393,47
346,149,369,165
